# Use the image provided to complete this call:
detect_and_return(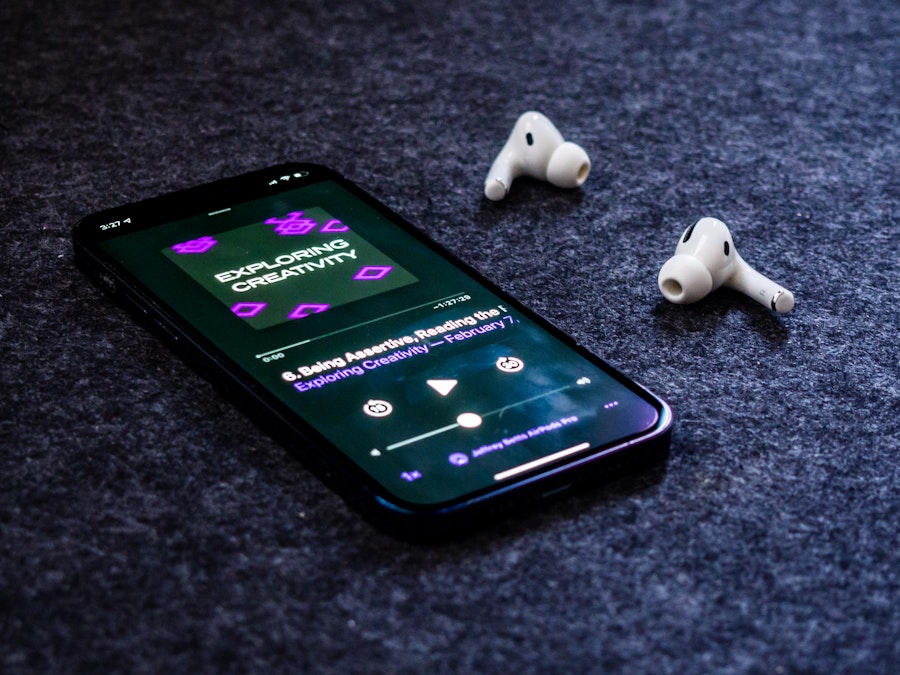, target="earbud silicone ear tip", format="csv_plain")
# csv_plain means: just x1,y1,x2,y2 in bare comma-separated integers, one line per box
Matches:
658,254,713,304
547,142,591,188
